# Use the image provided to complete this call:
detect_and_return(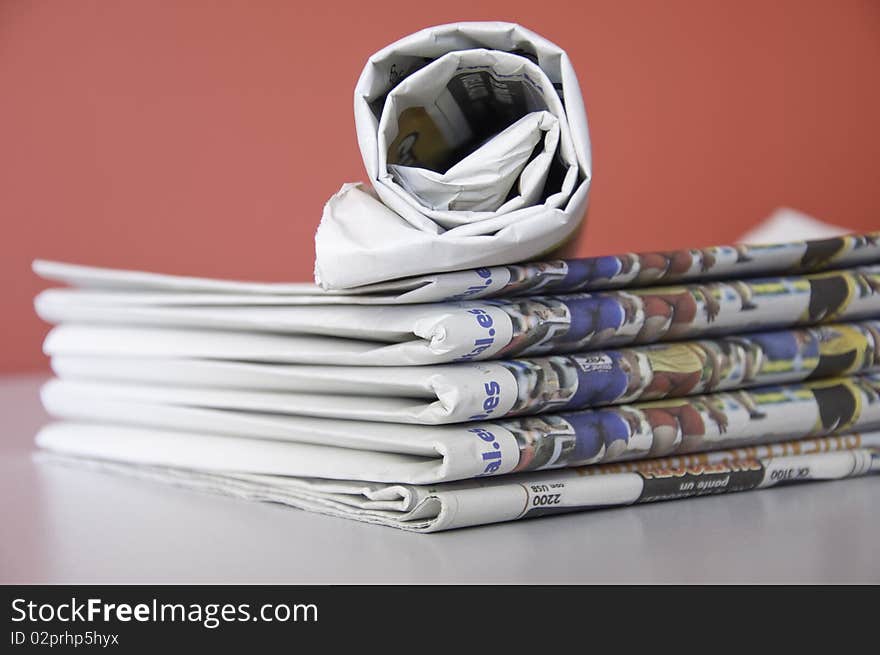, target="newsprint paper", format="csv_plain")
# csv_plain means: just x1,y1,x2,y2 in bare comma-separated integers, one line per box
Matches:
34,230,880,304
35,266,880,365
43,321,880,424
36,434,880,532
314,22,592,288
28,18,880,532
37,374,880,484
